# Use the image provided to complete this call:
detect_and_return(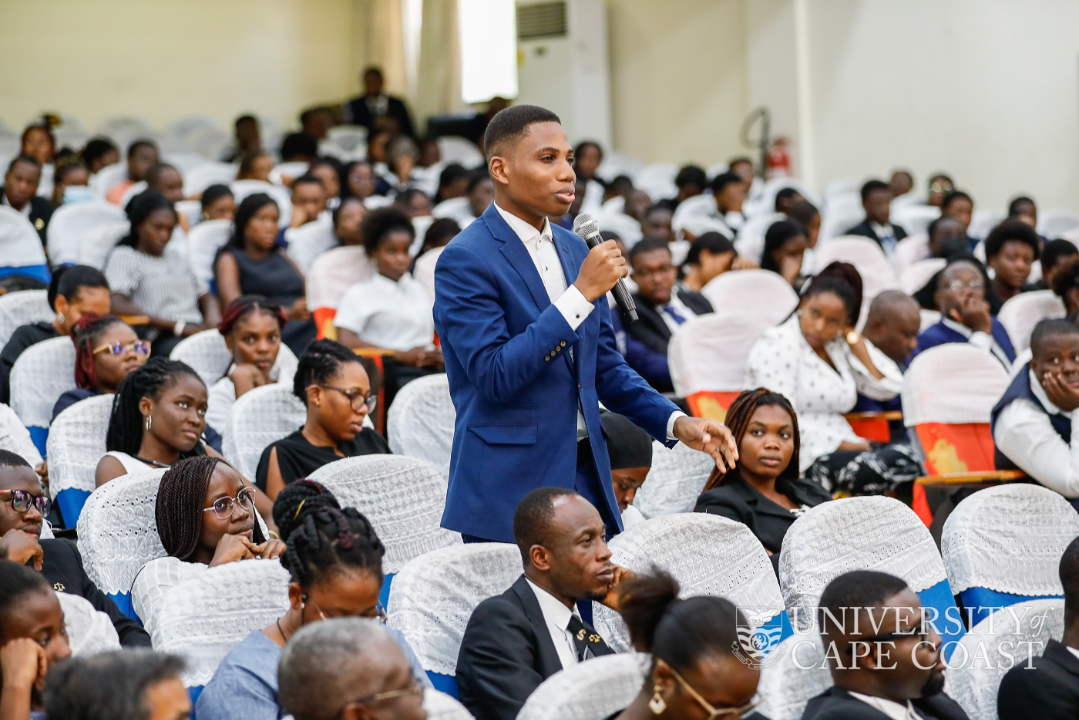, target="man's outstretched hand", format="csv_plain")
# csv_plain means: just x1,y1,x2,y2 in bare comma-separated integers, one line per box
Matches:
673,416,738,472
